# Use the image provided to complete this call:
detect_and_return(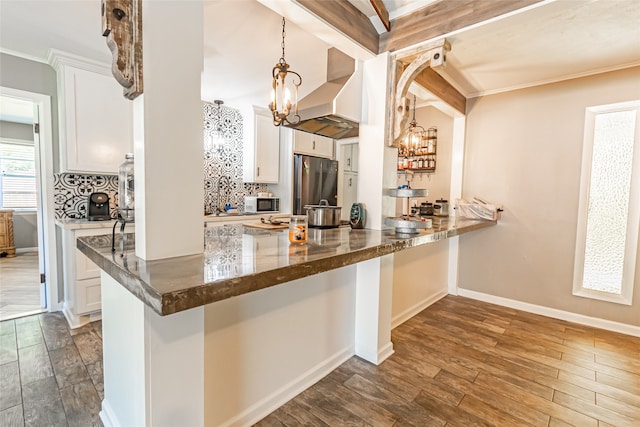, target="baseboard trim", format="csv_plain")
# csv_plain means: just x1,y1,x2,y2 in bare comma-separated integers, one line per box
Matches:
457,289,640,338
16,247,38,254
391,289,449,329
377,342,395,364
100,399,118,427
220,346,355,427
